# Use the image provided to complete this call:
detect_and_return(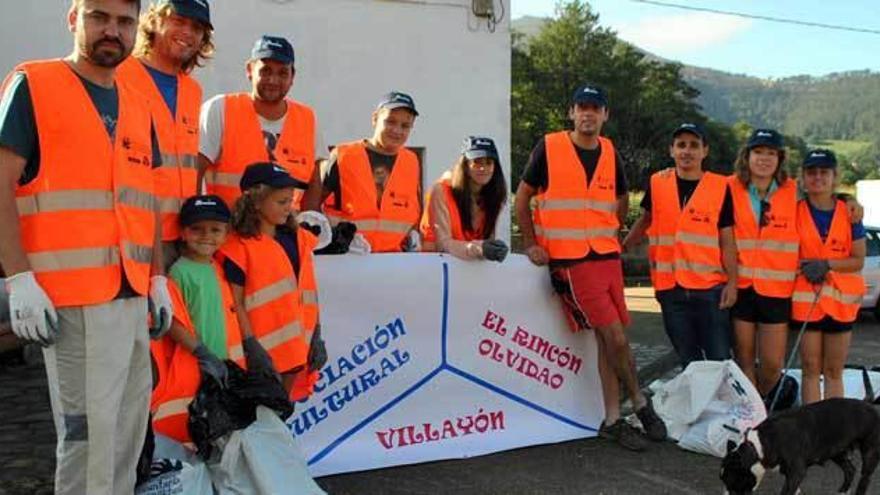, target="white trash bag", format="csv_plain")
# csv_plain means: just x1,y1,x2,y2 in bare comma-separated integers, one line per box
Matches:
652,360,766,458
136,435,213,495
209,406,326,495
